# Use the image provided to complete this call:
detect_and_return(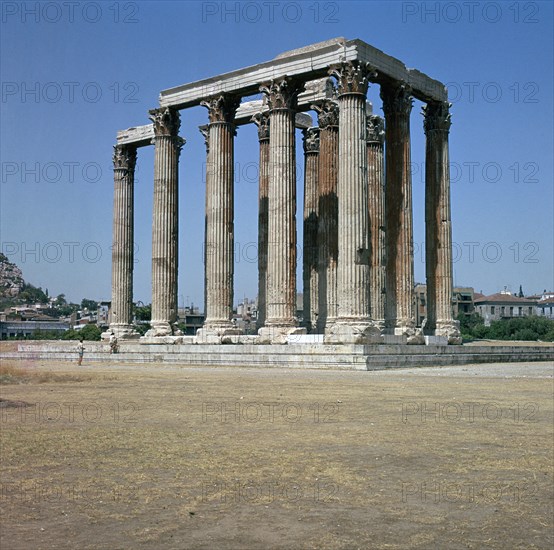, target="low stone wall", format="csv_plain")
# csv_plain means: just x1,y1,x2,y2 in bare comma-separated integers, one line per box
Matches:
1,341,552,371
